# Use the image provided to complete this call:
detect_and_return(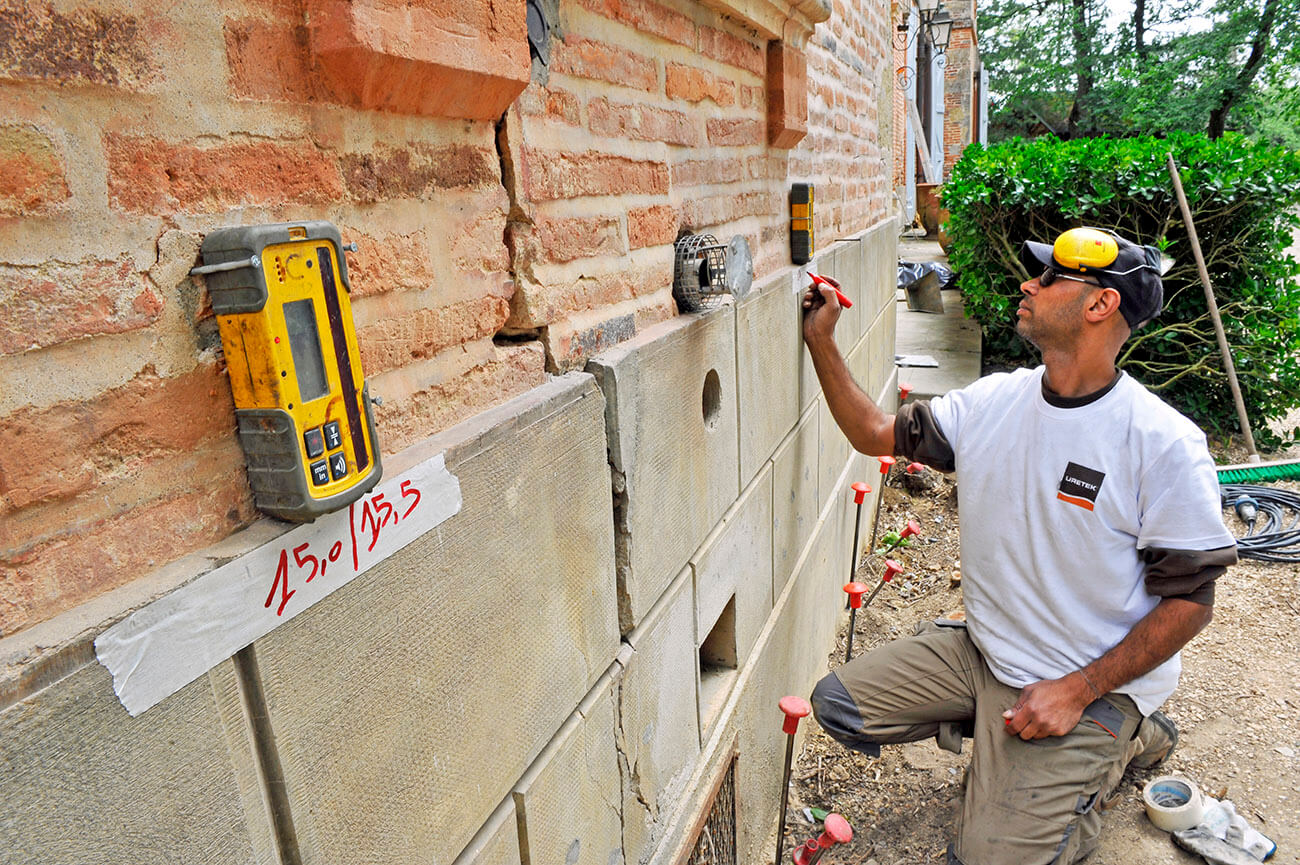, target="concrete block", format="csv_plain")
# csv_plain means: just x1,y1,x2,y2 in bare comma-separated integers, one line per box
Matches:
817,395,852,512
621,570,700,865
770,405,819,596
862,217,900,316
691,464,774,737
514,667,623,865
735,275,800,489
250,374,620,865
452,798,522,865
864,303,899,406
820,239,863,349
589,309,740,633
0,658,268,865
